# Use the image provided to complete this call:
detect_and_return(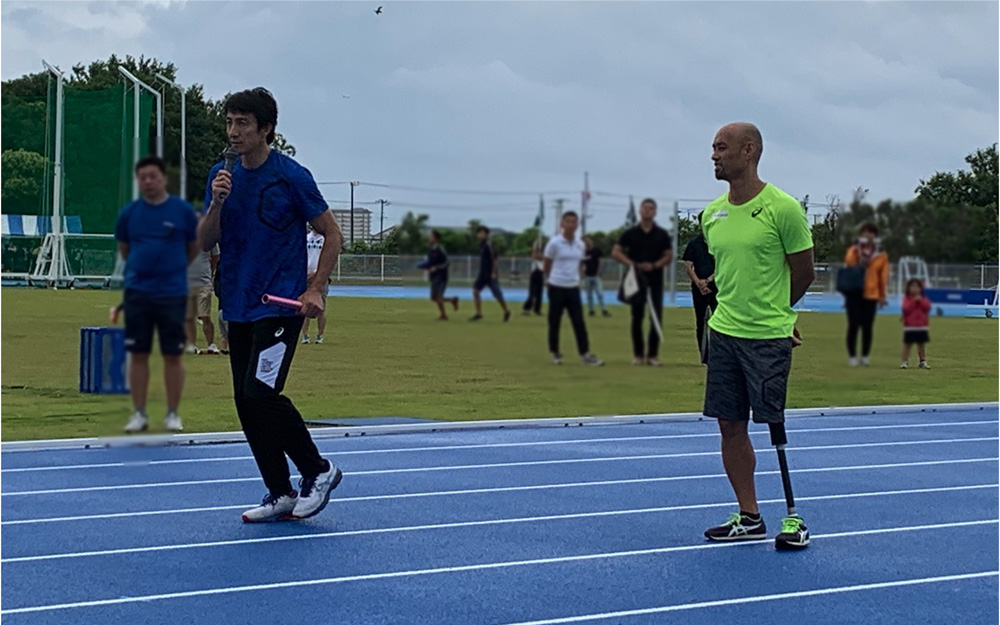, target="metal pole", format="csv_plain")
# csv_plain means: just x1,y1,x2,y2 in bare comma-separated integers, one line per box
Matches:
555,199,564,235
155,74,187,200
670,200,679,306
349,182,358,247
155,90,163,157
42,61,65,284
379,199,386,242
119,68,162,165
582,171,589,235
